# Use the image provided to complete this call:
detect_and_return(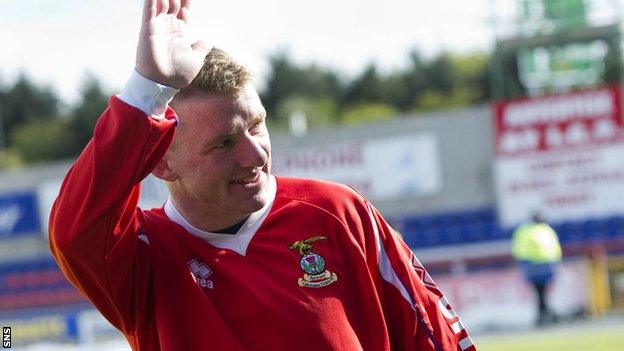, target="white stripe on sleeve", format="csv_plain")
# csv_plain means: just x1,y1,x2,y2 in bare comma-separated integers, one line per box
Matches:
366,203,414,306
